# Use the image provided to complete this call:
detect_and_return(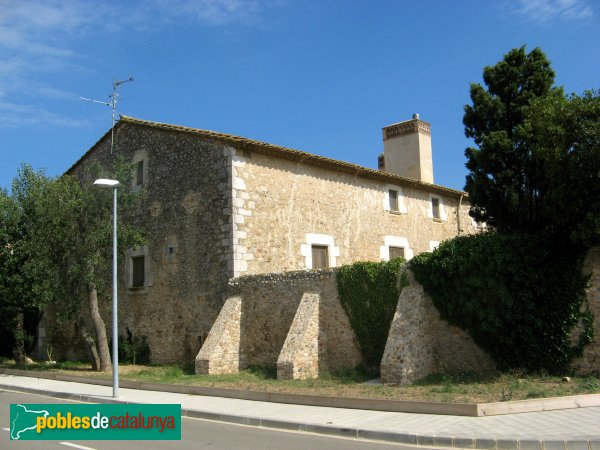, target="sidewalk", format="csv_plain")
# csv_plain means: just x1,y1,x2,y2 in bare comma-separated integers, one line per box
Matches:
1,373,599,449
